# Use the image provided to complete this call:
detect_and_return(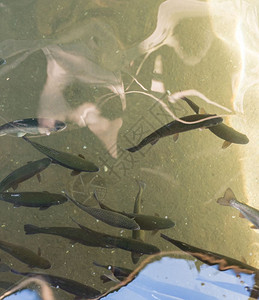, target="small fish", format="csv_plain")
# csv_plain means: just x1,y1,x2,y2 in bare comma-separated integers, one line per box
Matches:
0,158,51,192
181,97,249,147
132,180,146,264
65,192,140,230
0,58,6,66
0,118,66,137
25,221,160,255
126,114,223,152
160,234,258,274
0,240,51,269
10,269,101,299
94,196,175,231
93,261,132,279
217,188,259,229
24,224,109,248
72,219,160,255
23,136,99,173
0,191,67,209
